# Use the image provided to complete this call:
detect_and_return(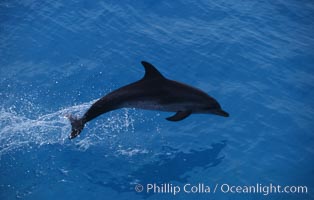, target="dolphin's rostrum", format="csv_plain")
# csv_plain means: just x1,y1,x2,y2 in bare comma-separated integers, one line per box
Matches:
68,61,229,139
